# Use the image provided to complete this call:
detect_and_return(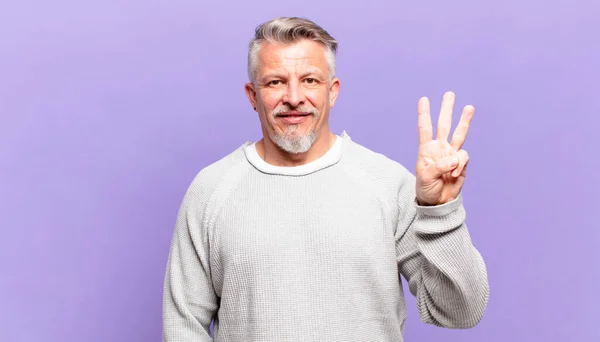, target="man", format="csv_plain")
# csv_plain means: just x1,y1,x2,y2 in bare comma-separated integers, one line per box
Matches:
163,17,489,342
